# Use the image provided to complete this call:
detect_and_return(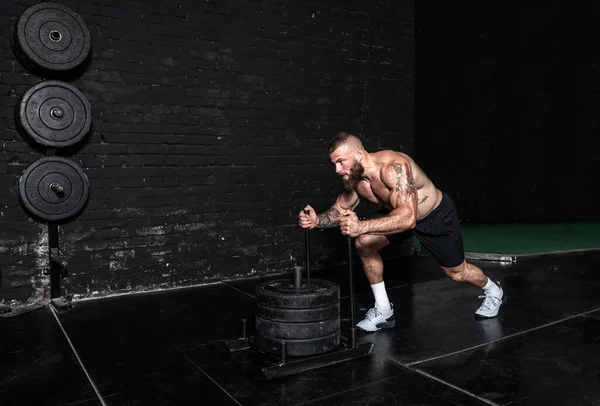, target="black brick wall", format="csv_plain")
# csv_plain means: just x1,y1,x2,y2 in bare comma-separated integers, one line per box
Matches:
1,0,414,303
415,1,600,223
